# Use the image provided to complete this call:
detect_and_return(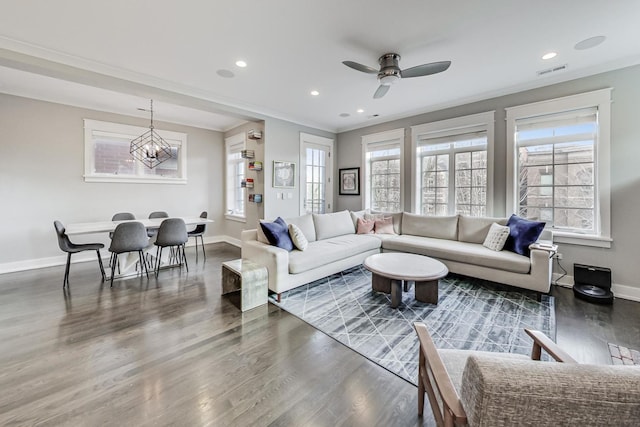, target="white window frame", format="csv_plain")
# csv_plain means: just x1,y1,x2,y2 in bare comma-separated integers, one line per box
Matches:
225,132,246,222
361,128,405,211
506,89,612,248
411,111,495,215
83,119,187,184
